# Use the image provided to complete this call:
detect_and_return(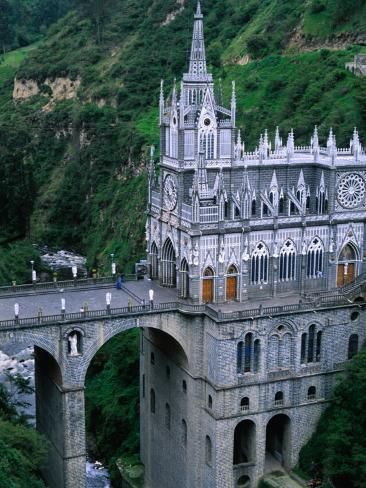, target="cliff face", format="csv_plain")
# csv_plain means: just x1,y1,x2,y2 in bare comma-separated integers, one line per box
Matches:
0,0,366,273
